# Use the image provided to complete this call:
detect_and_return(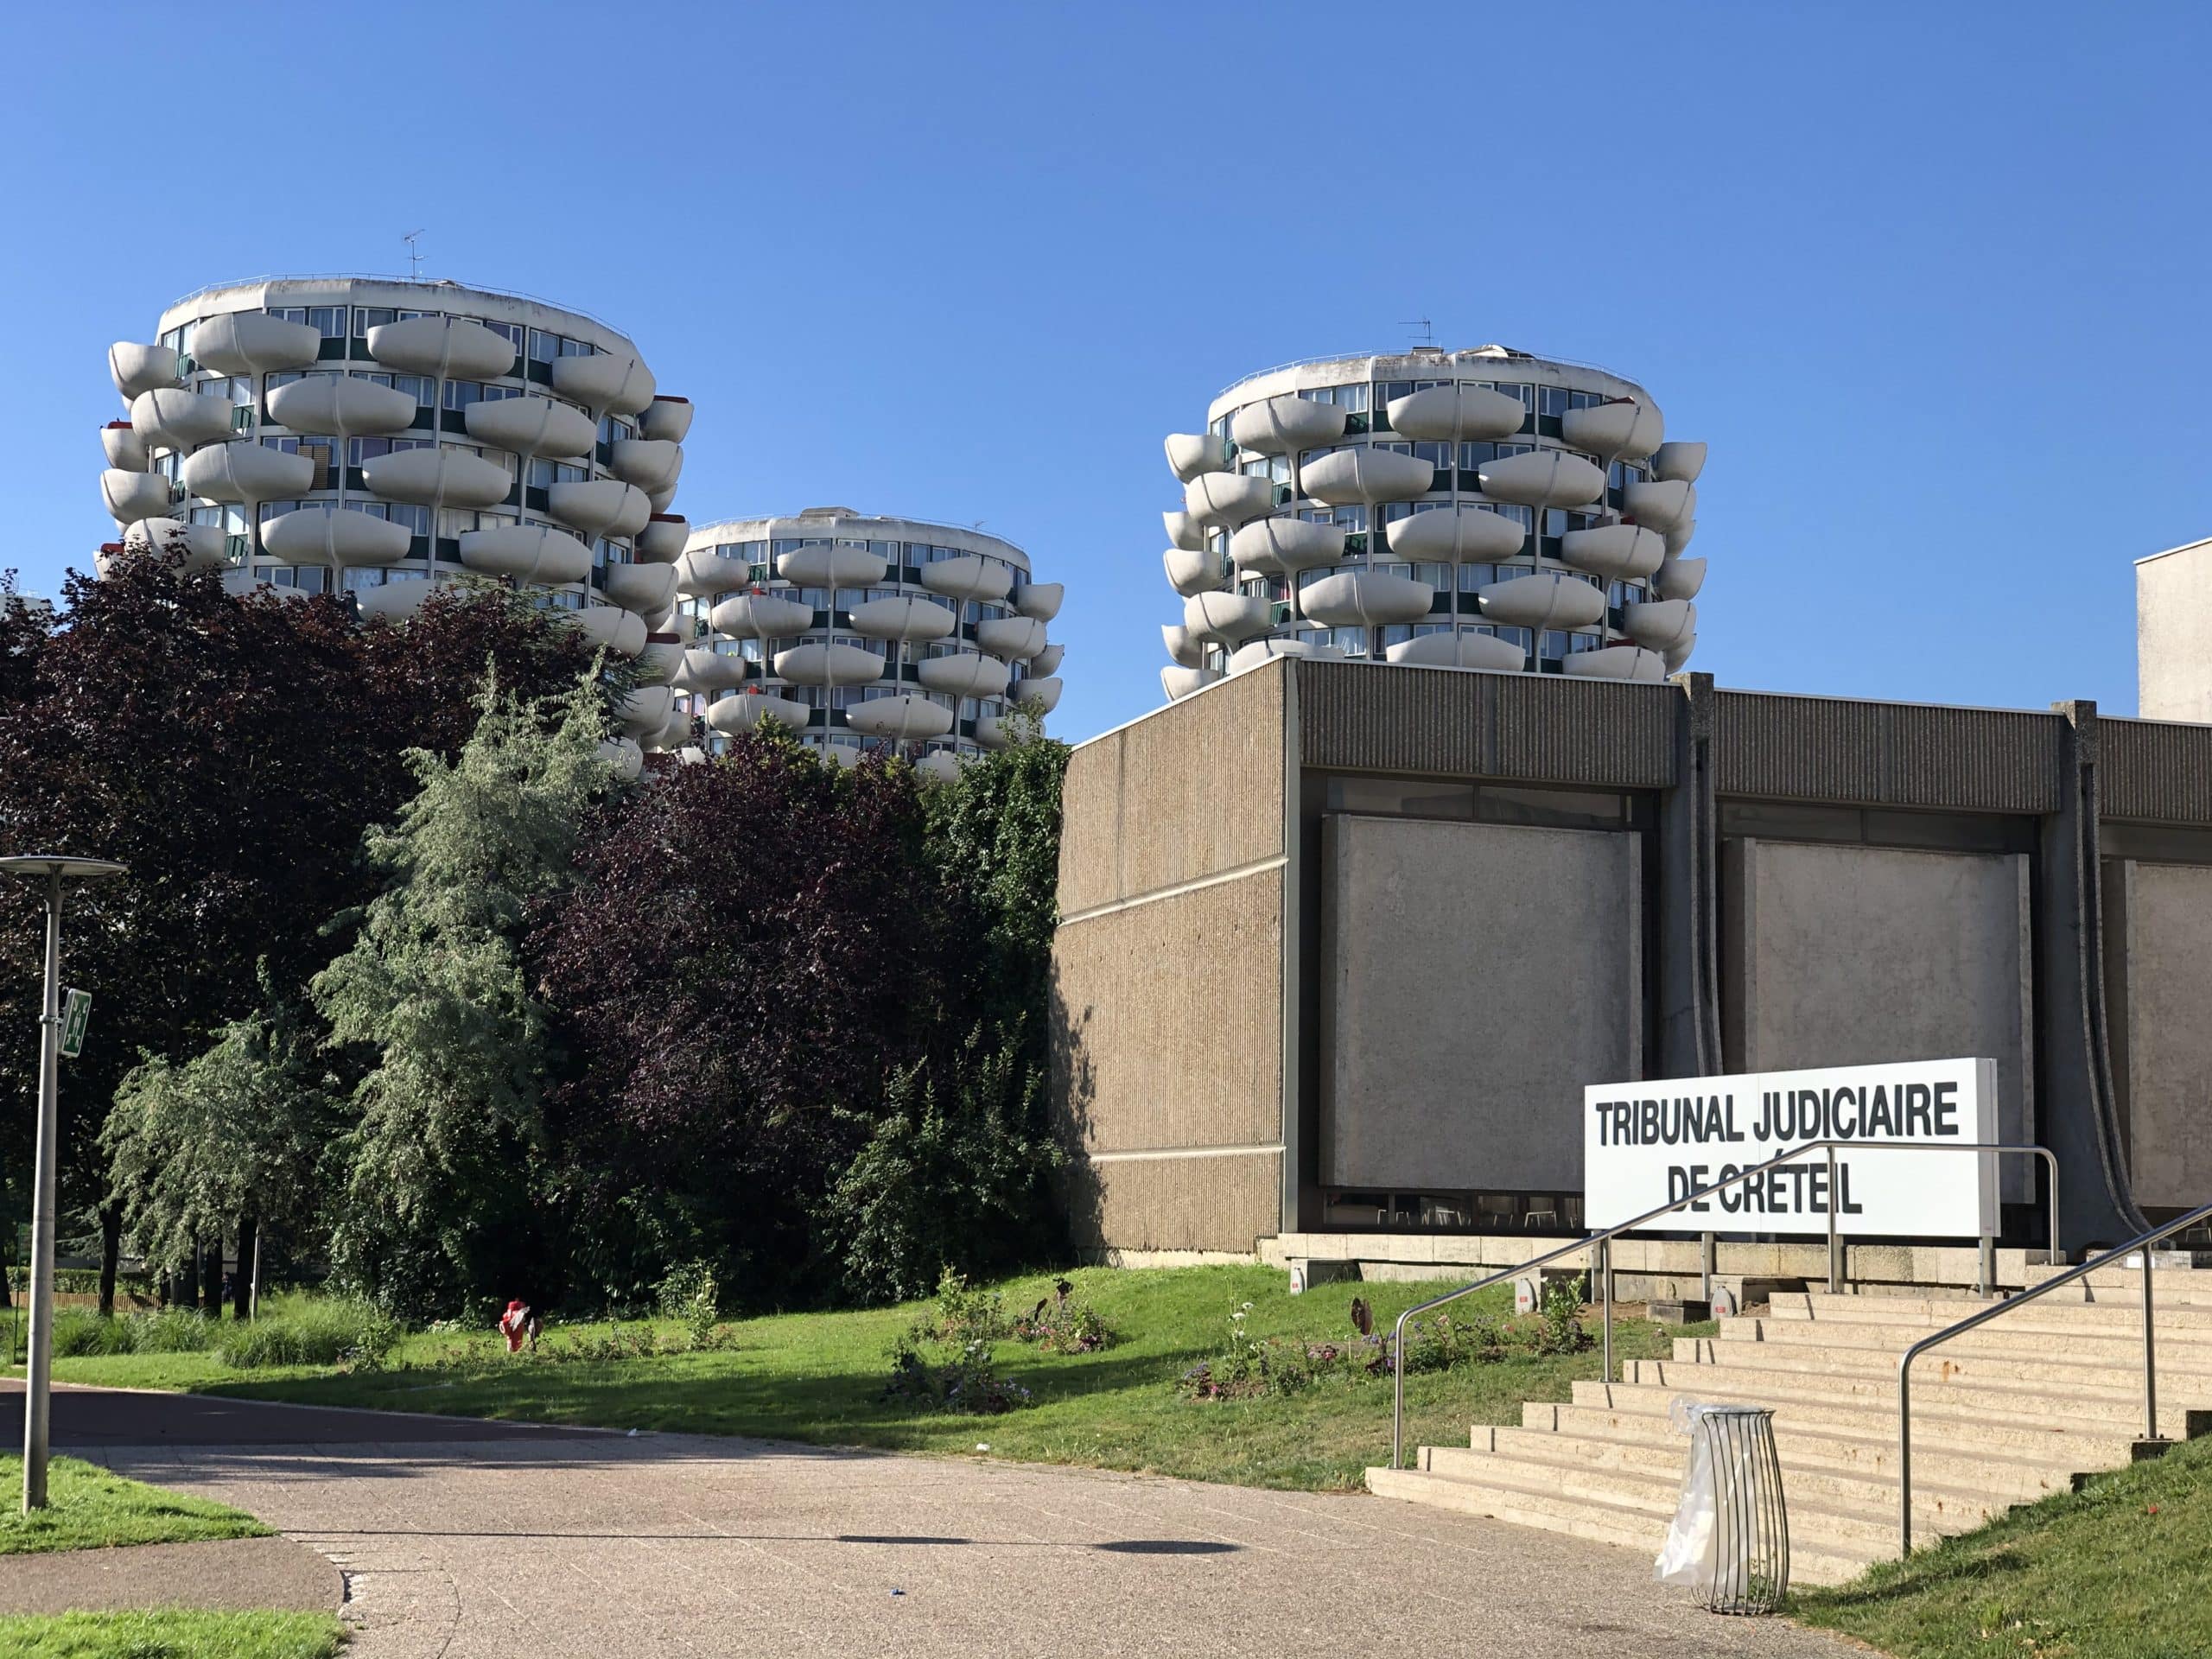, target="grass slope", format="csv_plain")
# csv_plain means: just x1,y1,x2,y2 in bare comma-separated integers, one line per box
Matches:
0,1611,344,1658
0,1457,270,1555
